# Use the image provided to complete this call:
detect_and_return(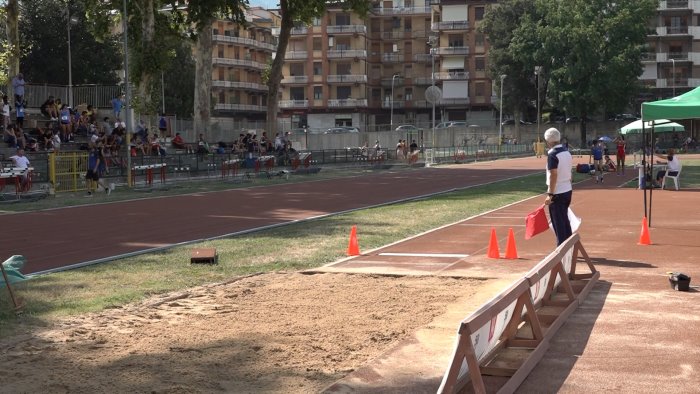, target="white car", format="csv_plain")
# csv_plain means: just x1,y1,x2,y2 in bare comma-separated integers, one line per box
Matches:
395,124,421,132
325,126,360,134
